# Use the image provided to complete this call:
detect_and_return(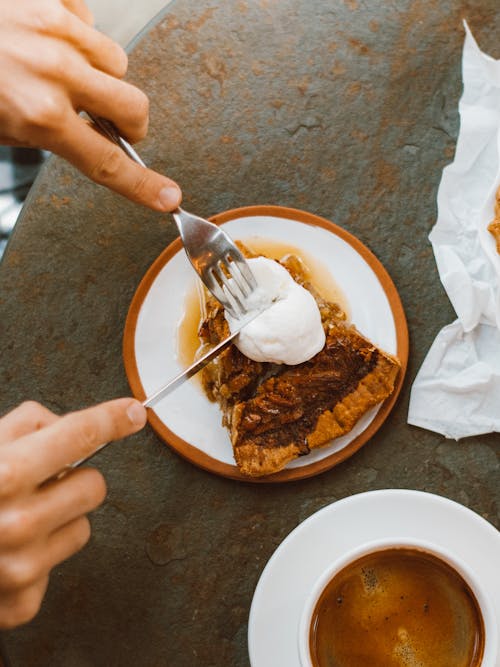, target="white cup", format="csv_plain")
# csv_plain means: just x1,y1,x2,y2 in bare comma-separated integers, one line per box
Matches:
298,537,498,667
